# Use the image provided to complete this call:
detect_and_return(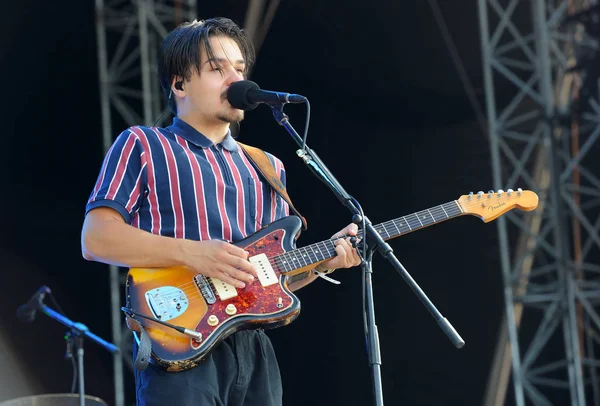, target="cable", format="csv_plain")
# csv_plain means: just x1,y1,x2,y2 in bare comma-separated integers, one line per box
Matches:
301,99,311,150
